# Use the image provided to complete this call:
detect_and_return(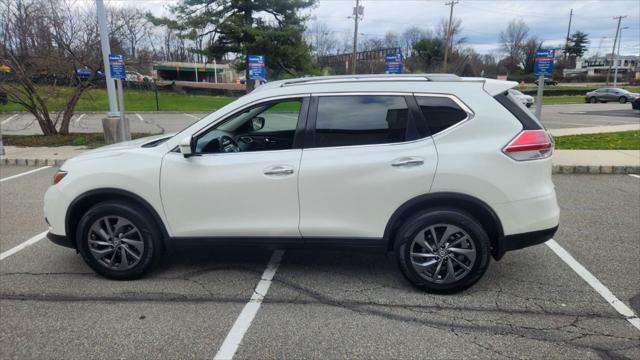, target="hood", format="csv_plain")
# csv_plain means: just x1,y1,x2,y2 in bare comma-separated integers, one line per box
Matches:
62,133,175,166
